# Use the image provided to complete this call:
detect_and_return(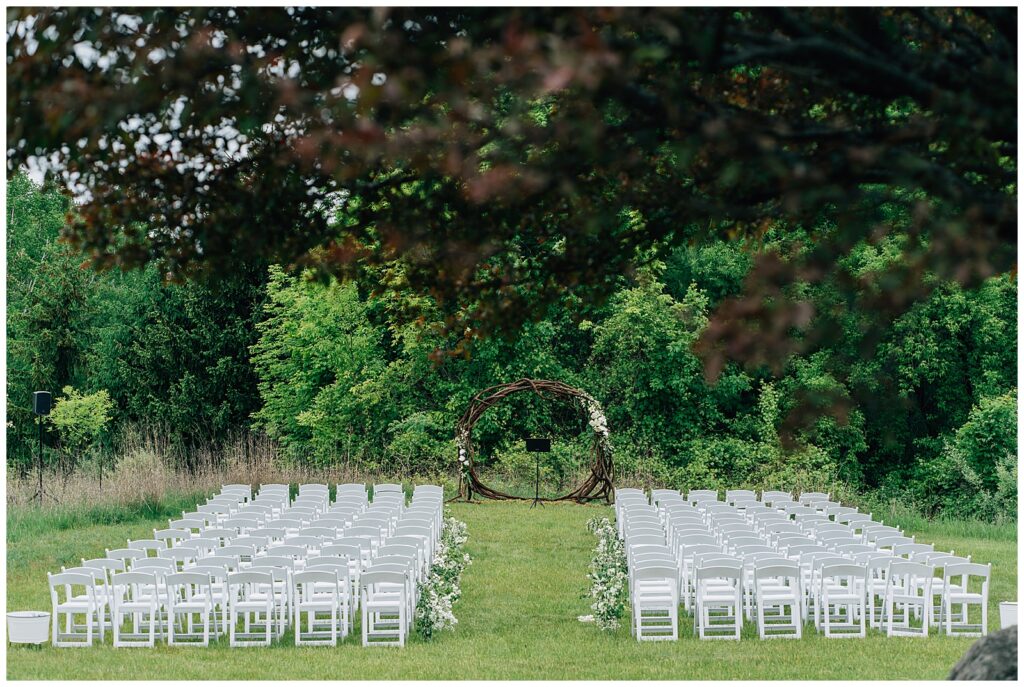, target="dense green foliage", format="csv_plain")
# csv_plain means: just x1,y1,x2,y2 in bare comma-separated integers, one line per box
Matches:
6,175,266,473
5,174,1016,520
